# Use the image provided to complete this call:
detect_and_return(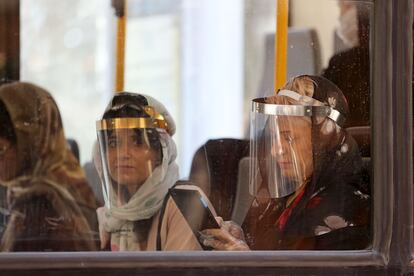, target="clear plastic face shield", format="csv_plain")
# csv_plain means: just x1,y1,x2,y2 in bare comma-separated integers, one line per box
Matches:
249,93,345,198
96,115,168,209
